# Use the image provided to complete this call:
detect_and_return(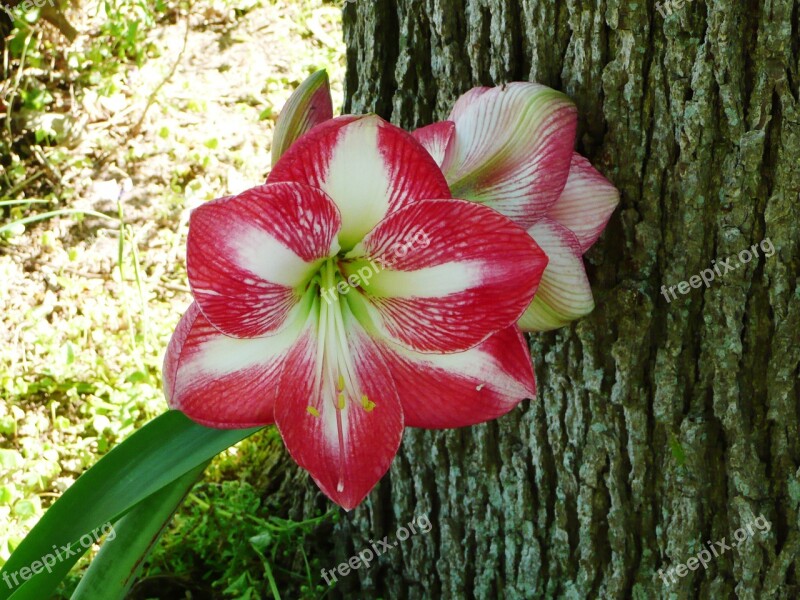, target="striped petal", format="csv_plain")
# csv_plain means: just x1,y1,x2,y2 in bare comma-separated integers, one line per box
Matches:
271,69,334,167
381,326,535,428
411,121,454,169
445,83,577,227
546,152,620,253
274,303,403,510
163,302,308,428
448,86,491,122
268,115,451,250
342,199,548,353
518,218,594,332
187,182,341,338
